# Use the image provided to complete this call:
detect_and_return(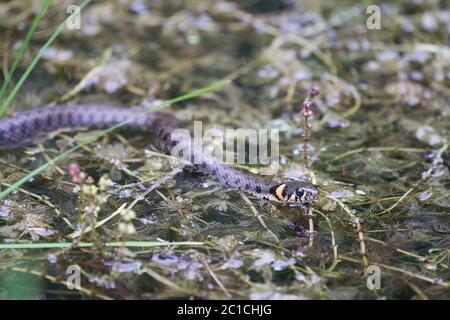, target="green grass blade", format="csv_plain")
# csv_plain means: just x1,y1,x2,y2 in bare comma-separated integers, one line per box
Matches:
0,0,92,118
0,0,50,103
0,241,205,249
0,79,230,200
